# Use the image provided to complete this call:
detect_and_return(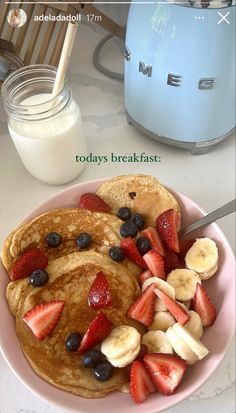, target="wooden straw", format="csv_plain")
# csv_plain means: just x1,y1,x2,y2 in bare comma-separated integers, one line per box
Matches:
51,21,78,98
